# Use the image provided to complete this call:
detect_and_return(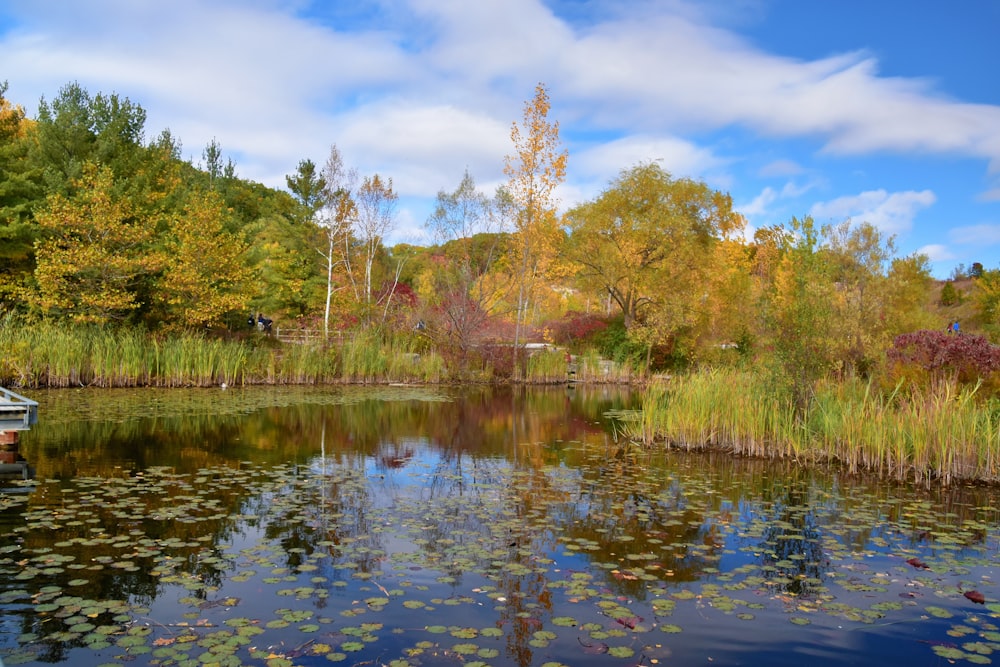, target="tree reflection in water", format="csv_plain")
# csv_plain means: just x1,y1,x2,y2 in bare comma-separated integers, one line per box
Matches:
4,386,1000,666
